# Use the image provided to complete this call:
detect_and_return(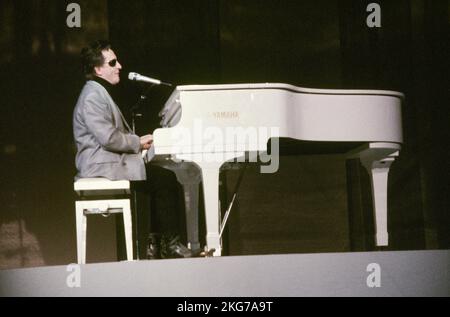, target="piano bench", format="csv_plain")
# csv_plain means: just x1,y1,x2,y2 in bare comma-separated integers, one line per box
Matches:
74,178,133,264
